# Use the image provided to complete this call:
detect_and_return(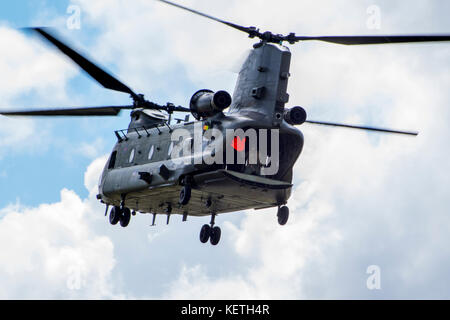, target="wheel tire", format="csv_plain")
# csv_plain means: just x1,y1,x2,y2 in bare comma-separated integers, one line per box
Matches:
277,206,289,226
179,185,192,205
109,206,121,225
199,224,211,243
120,207,131,227
210,226,221,246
